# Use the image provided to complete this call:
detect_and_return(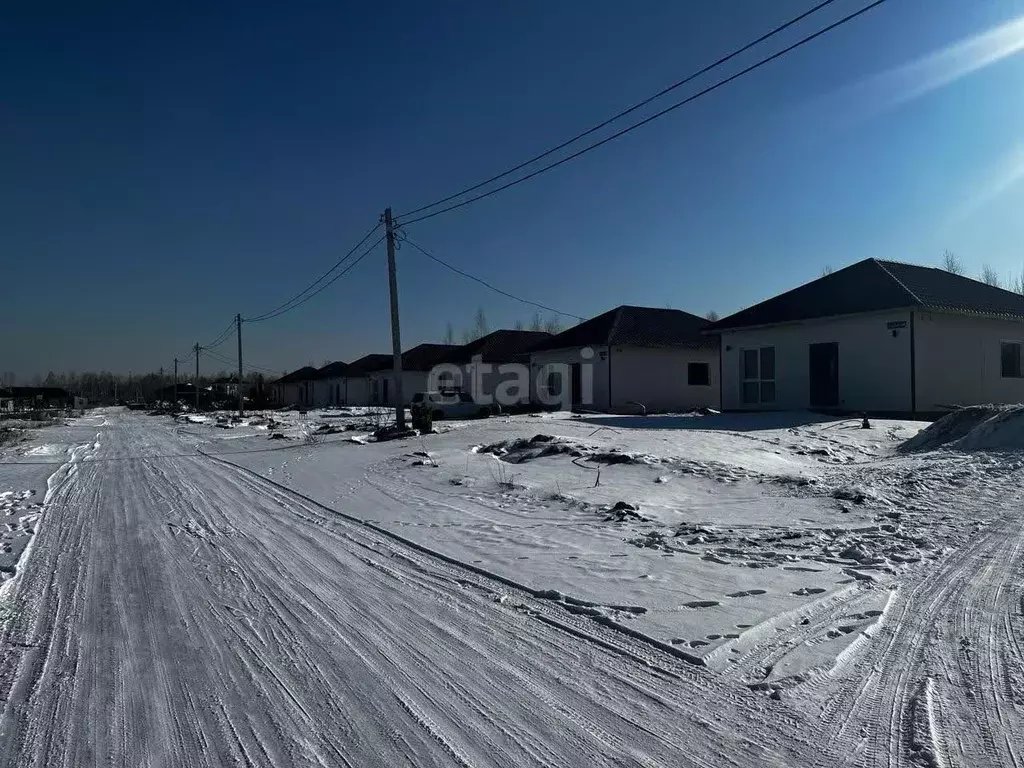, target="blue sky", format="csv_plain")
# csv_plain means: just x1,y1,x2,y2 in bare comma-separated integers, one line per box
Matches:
4,0,1024,378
